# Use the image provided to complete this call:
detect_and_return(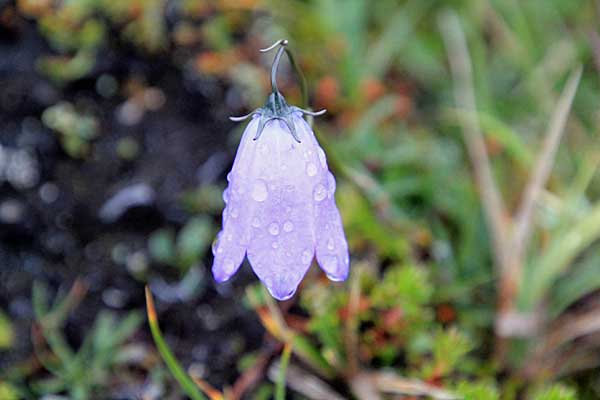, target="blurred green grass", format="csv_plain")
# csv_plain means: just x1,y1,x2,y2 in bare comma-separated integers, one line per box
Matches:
3,0,600,398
